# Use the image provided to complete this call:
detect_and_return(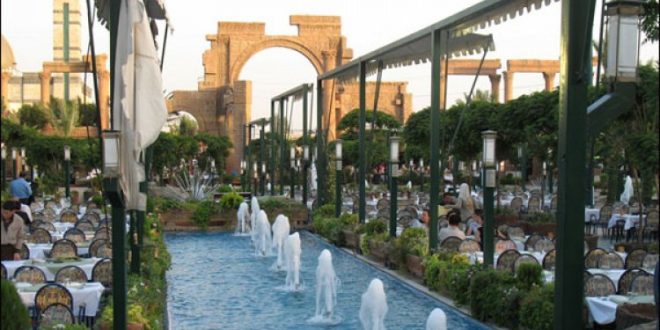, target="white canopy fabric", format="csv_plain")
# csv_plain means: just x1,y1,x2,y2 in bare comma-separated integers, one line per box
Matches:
113,0,168,210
